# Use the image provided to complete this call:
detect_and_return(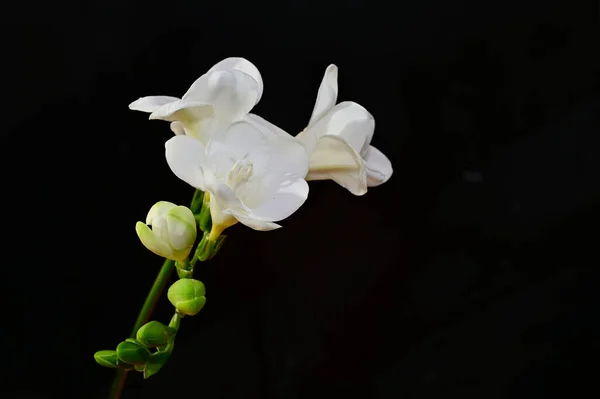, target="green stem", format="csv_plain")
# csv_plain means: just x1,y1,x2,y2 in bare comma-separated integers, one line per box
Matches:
108,259,175,399
108,190,203,399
